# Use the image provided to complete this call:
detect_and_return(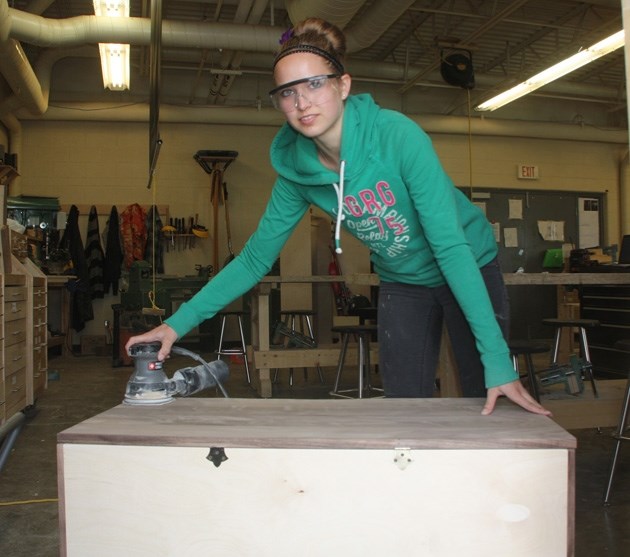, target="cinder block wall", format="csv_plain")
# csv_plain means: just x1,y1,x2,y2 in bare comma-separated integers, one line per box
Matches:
15,119,625,342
